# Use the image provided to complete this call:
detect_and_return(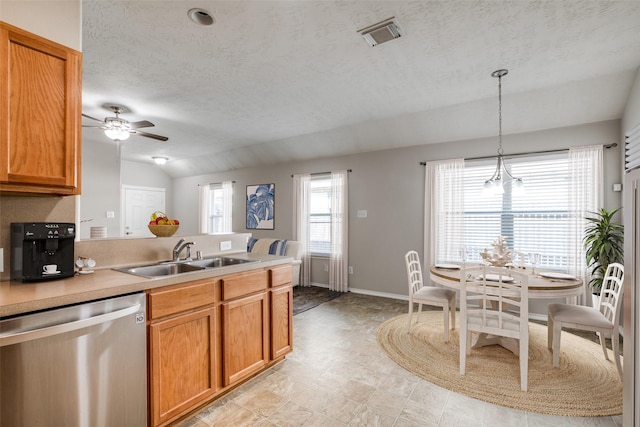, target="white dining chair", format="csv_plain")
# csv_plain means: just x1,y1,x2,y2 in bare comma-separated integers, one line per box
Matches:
405,250,456,341
547,263,624,379
459,265,529,391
